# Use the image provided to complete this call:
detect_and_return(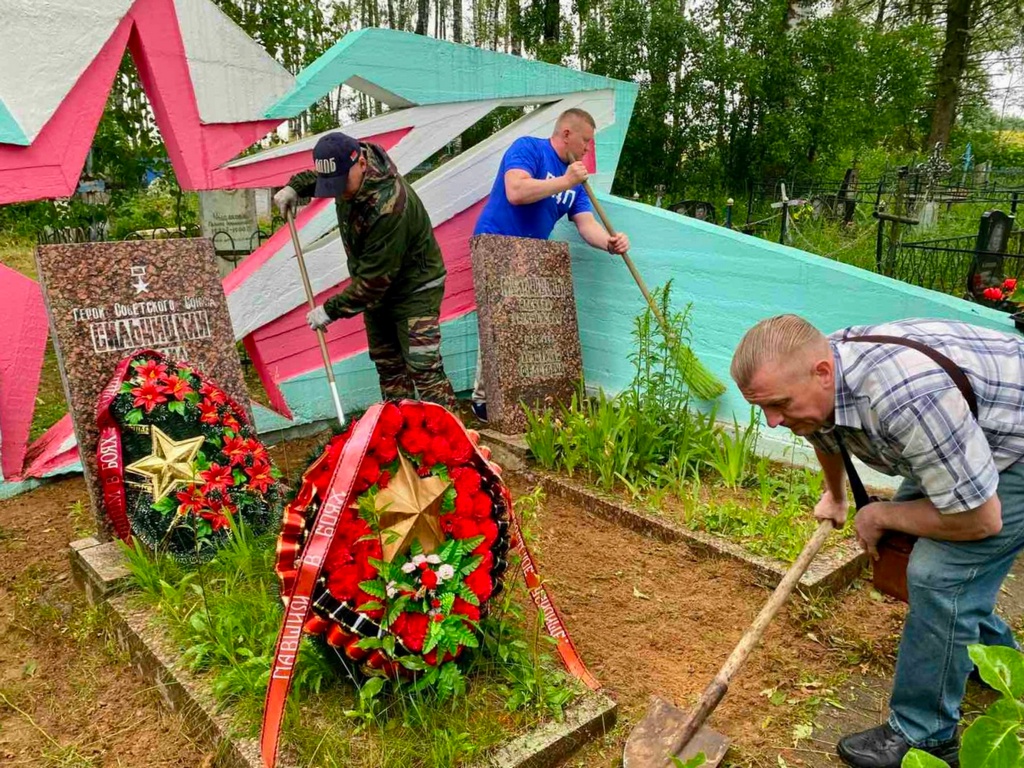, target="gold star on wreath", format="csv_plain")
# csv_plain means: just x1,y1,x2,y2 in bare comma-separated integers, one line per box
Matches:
374,451,451,562
125,426,205,502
